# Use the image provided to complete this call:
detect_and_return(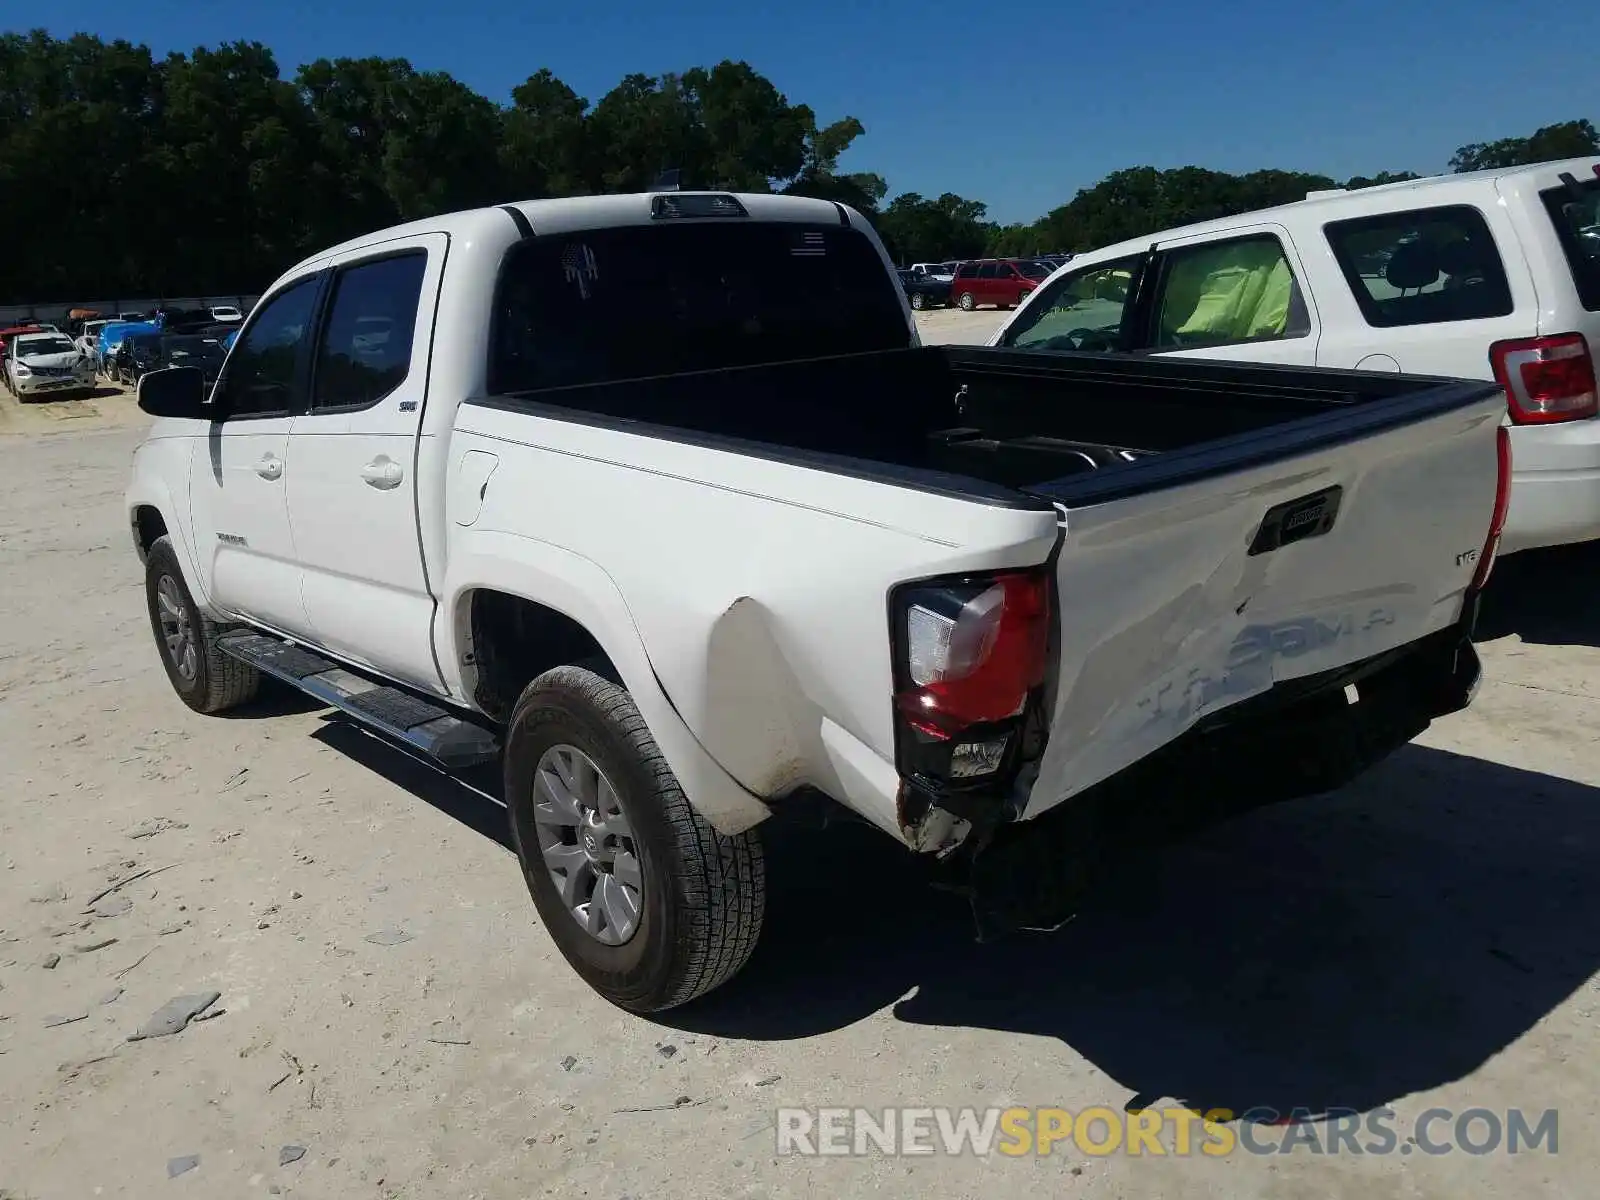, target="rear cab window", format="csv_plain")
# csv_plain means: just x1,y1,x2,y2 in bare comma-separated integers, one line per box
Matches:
1540,177,1600,311
489,221,909,392
1324,205,1514,327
